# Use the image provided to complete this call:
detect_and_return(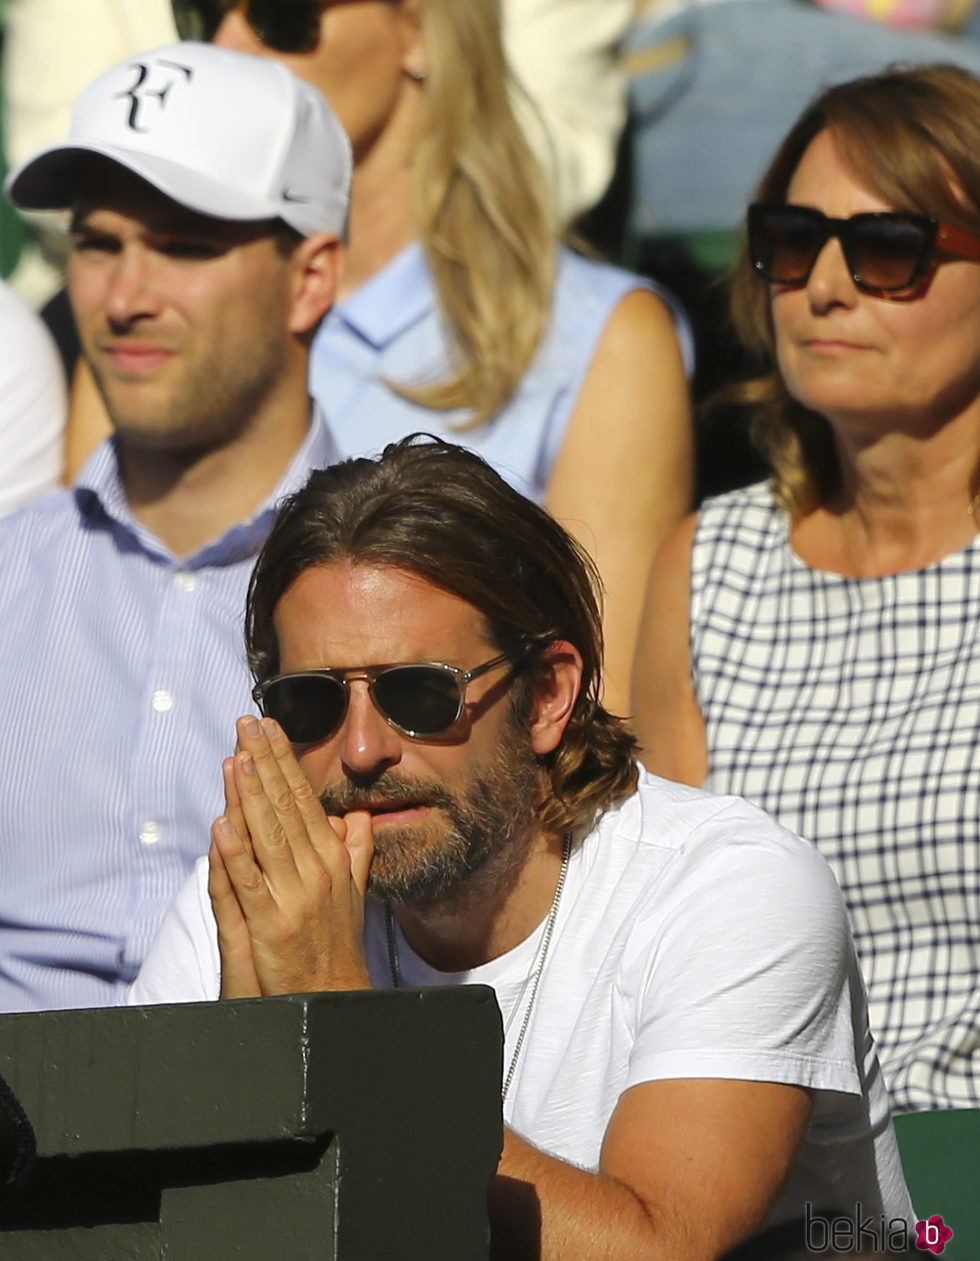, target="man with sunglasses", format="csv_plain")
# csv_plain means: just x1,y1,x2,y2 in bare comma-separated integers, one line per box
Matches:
134,437,913,1258
0,42,350,1012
